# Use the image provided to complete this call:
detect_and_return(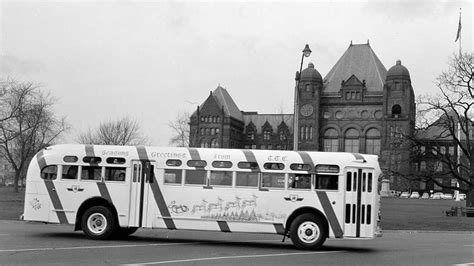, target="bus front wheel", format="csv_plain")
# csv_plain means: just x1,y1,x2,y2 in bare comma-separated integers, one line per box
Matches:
81,206,116,240
289,213,327,250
